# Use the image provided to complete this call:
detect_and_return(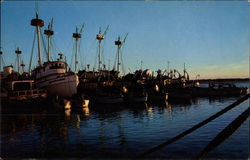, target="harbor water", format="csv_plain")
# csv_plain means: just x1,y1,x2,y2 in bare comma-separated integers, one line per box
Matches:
1,82,249,158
